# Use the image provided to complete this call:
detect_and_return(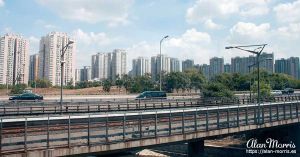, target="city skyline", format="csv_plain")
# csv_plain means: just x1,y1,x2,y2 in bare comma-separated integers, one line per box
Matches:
0,0,300,71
